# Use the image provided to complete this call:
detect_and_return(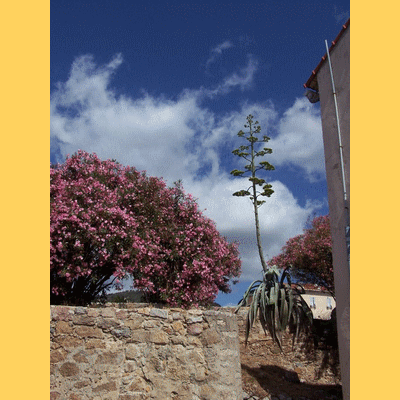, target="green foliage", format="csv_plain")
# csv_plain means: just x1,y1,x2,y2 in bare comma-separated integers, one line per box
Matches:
230,114,275,211
232,190,251,197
